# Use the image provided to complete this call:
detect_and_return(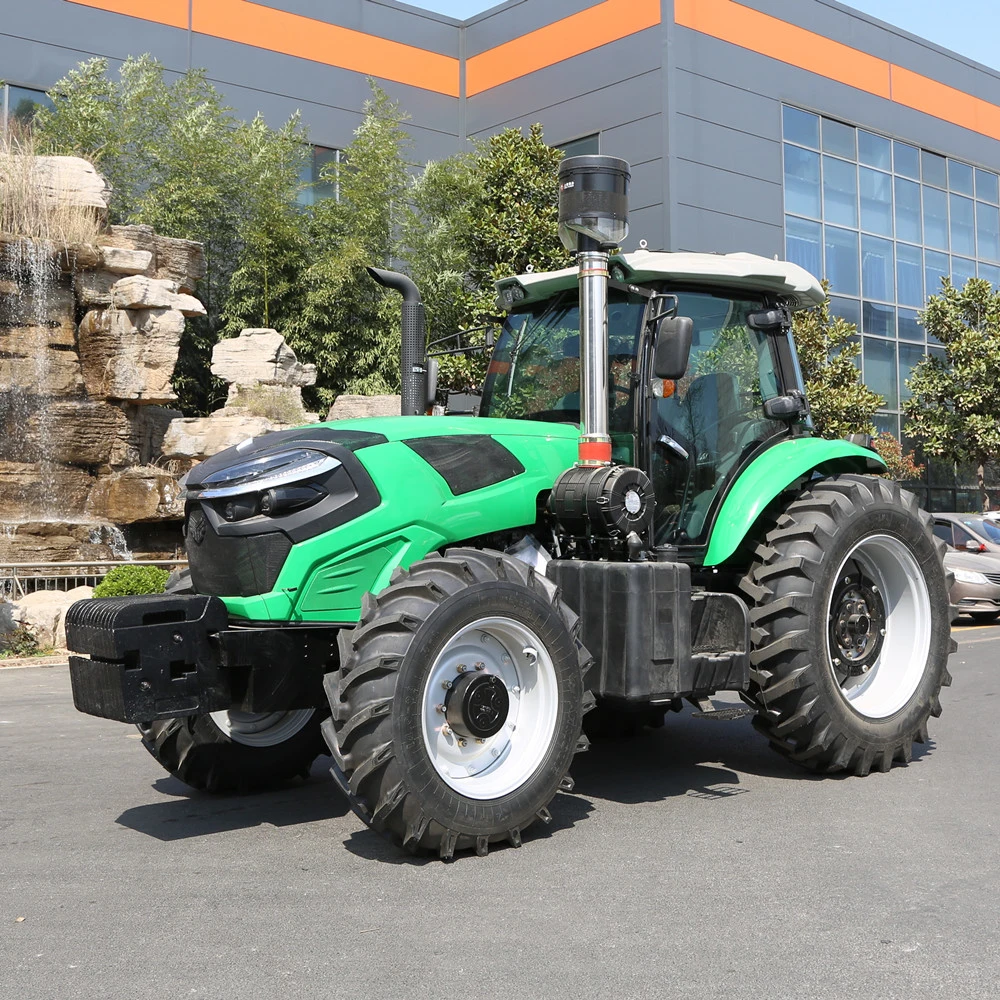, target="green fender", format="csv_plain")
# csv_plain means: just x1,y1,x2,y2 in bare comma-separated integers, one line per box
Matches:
702,437,886,567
